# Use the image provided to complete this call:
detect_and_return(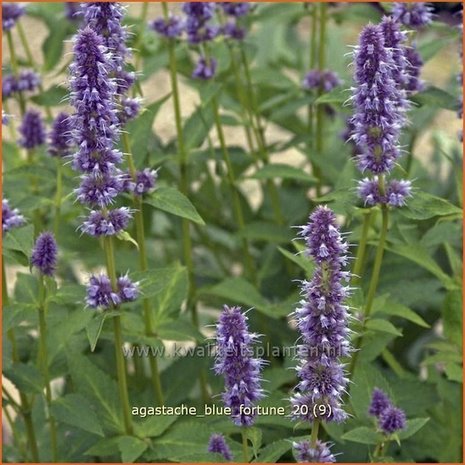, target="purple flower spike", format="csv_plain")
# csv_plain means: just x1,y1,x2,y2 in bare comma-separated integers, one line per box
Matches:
386,179,412,207
293,440,336,463
2,75,17,98
31,232,58,276
49,112,73,158
357,177,411,207
222,21,246,41
2,3,25,31
86,274,120,309
404,45,424,94
119,97,141,124
220,3,250,17
75,172,124,208
79,207,132,237
192,57,217,80
128,168,158,196
70,27,121,175
2,199,25,233
183,2,219,44
291,206,351,424
208,433,233,461
378,406,406,434
214,305,264,426
303,70,342,92
369,388,392,417
17,70,41,93
150,15,185,38
350,24,406,174
392,3,434,28
19,110,46,149
117,274,139,302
